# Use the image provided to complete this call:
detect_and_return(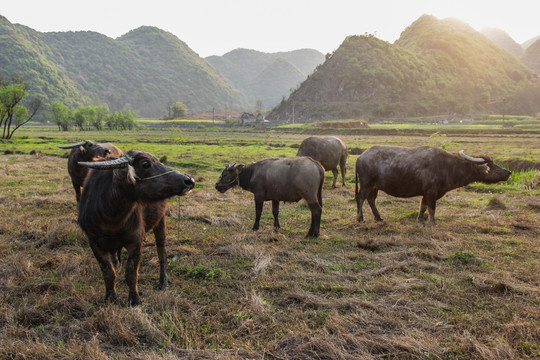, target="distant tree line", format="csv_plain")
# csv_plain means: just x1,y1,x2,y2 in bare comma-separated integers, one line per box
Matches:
50,101,136,131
